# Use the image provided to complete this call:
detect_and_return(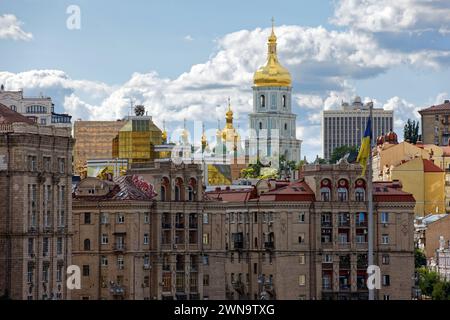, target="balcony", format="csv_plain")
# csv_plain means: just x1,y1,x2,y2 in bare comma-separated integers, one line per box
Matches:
338,221,350,228
233,241,244,250
110,284,125,296
322,263,333,270
113,243,126,252
161,222,171,229
321,221,332,227
355,221,368,227
264,241,274,250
